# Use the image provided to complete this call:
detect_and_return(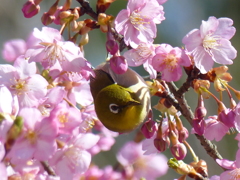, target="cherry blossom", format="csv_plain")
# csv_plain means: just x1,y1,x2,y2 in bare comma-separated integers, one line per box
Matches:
49,133,100,180
7,108,57,164
124,42,157,78
217,149,240,180
0,56,48,108
115,0,165,48
152,44,191,81
25,27,92,73
117,141,168,180
182,16,237,74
